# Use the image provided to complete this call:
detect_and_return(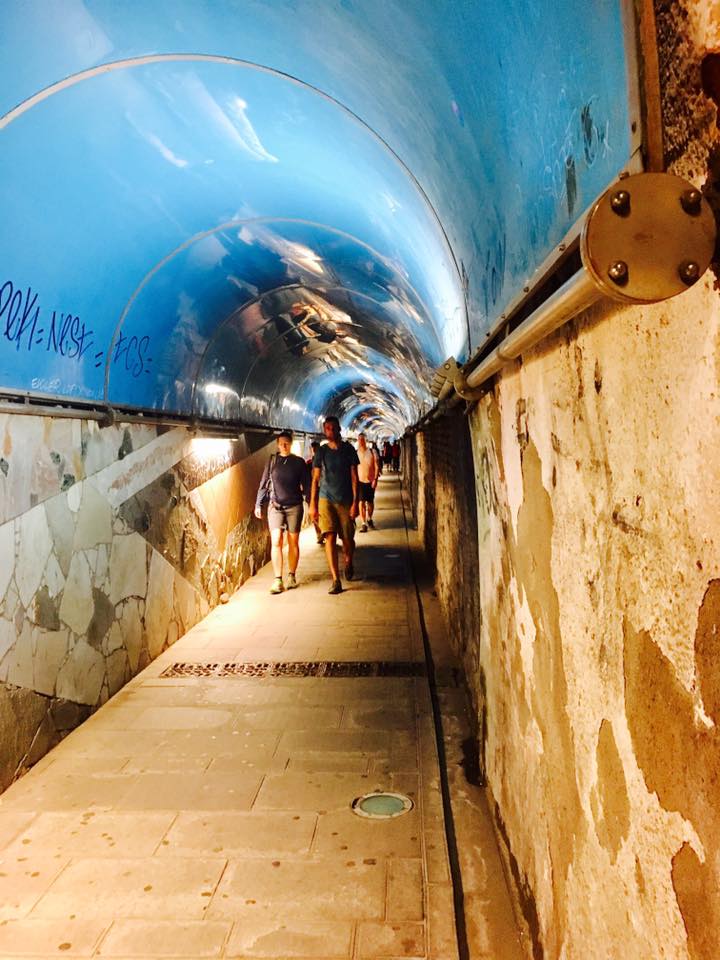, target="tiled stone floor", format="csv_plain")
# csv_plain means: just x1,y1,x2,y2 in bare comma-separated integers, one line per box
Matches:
0,477,518,958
